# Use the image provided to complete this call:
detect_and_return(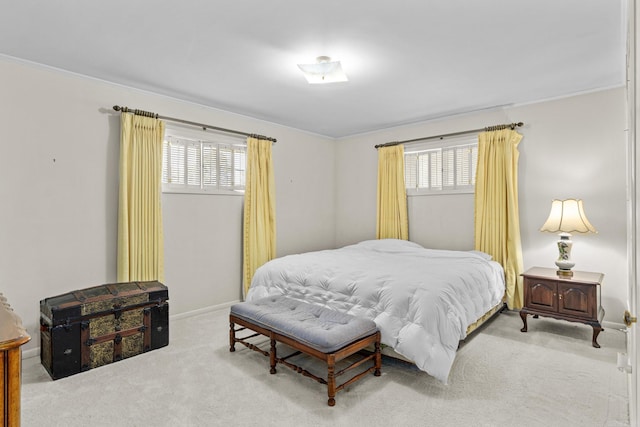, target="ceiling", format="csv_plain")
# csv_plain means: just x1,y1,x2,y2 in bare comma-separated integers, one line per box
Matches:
0,1,627,138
